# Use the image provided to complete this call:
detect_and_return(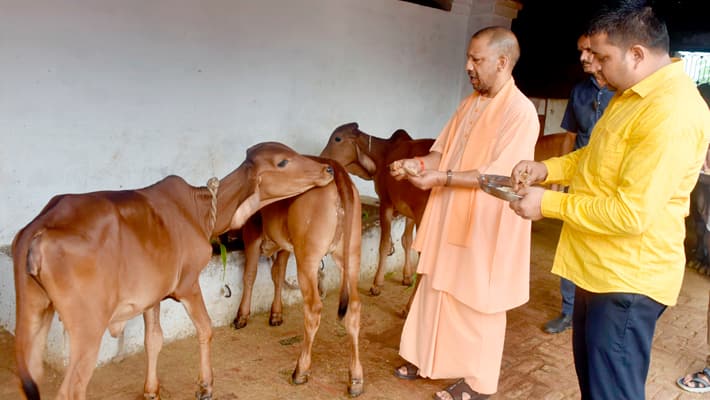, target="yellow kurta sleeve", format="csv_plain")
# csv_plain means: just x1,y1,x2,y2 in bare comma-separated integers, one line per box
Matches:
541,60,710,306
